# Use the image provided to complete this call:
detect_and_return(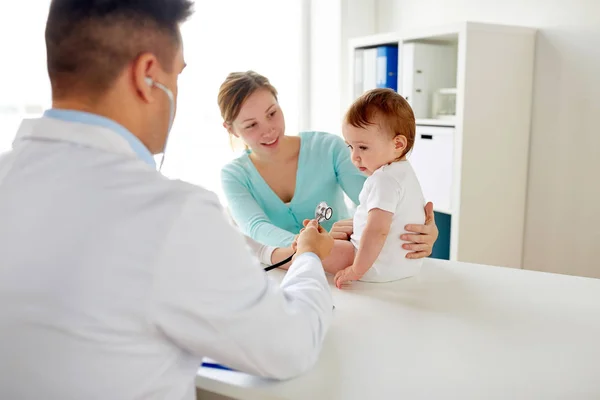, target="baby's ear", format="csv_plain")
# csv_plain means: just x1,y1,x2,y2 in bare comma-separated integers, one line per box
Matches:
394,135,407,151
